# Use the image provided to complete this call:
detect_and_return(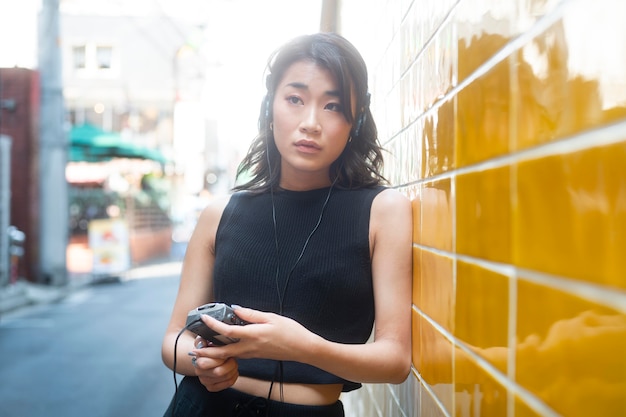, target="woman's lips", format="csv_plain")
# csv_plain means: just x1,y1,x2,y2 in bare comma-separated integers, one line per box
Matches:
294,139,321,153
